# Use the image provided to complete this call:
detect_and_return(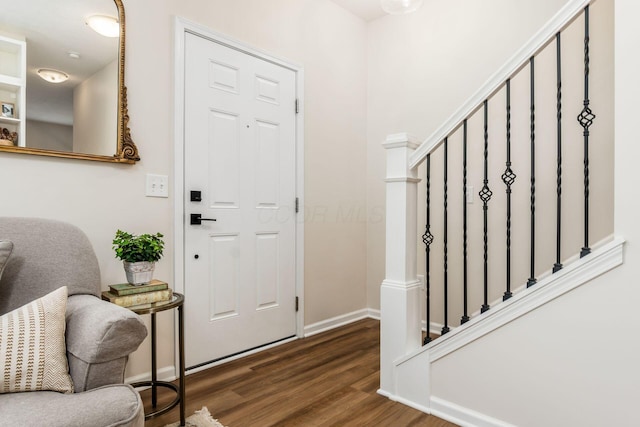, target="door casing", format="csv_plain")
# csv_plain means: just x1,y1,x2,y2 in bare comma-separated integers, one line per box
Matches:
172,16,305,374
